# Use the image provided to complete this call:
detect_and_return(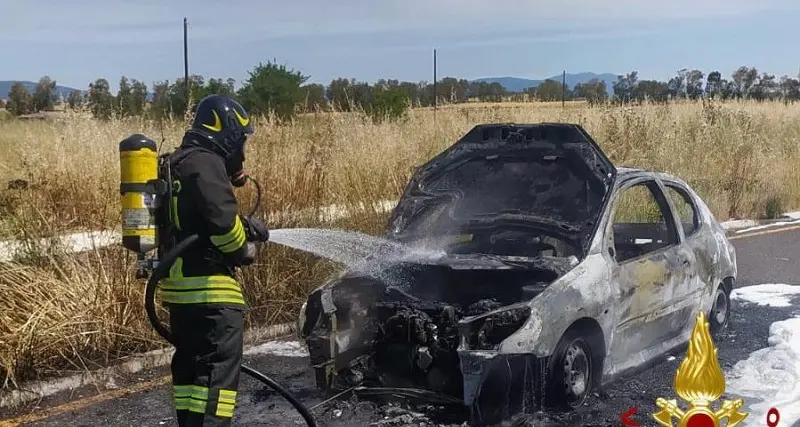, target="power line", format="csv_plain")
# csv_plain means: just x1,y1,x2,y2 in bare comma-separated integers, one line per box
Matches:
183,18,189,110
